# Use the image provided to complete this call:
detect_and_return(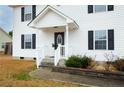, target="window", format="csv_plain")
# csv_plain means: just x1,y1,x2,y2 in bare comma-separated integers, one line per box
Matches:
95,30,107,49
24,6,32,21
57,34,63,44
24,34,32,49
88,29,114,50
95,5,106,12
21,5,36,22
1,43,5,49
88,5,114,13
21,34,36,49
